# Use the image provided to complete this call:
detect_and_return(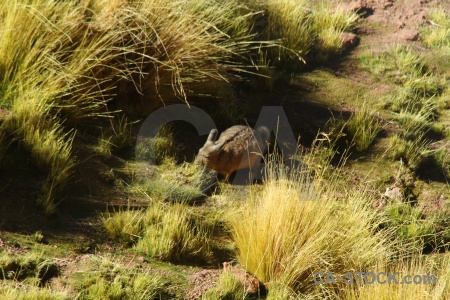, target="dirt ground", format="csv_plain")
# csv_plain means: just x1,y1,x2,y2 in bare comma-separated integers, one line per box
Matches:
345,0,449,42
